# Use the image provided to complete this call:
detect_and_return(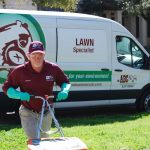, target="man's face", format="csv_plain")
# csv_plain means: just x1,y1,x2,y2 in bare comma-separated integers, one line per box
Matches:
28,52,45,69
